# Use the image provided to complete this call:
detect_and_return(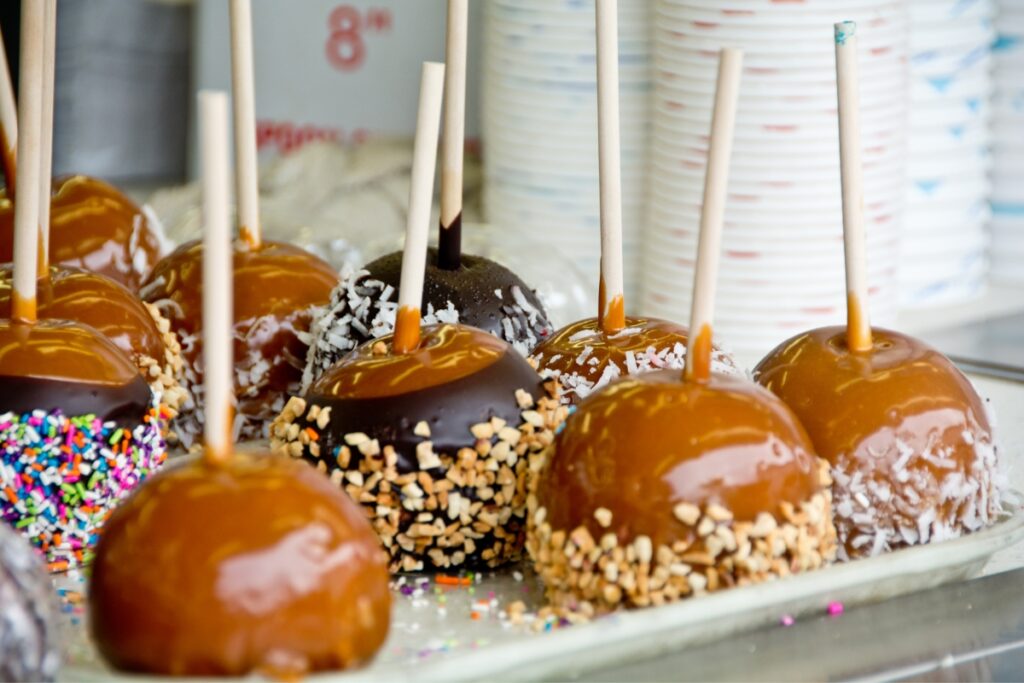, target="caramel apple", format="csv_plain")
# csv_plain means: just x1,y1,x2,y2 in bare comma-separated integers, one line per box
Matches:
0,175,168,290
528,370,836,612
89,450,391,677
274,323,564,572
0,522,60,682
90,89,390,678
140,239,339,445
754,327,1002,559
753,23,1004,560
531,315,739,404
0,265,186,414
0,319,167,568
